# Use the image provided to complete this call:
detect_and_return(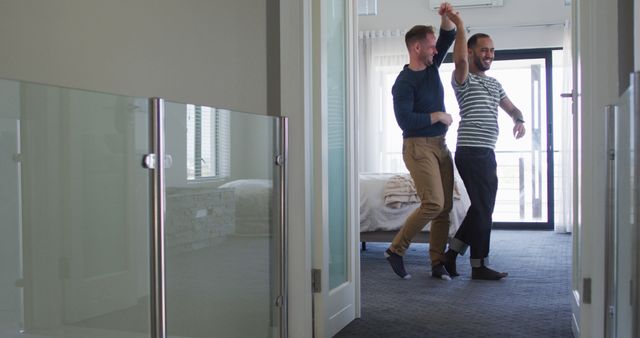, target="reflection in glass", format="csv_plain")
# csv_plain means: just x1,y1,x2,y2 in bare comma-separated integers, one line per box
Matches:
0,78,150,338
186,105,230,181
614,85,634,338
0,80,22,336
164,102,279,338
